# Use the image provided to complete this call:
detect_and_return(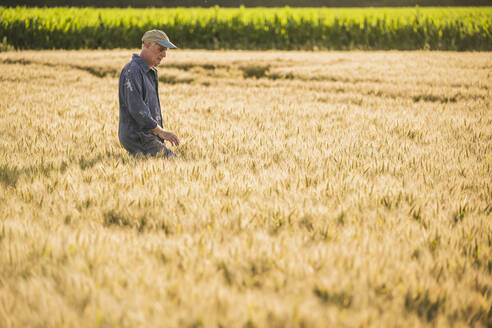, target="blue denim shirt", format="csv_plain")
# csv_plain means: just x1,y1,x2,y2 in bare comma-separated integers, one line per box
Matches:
118,54,163,153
